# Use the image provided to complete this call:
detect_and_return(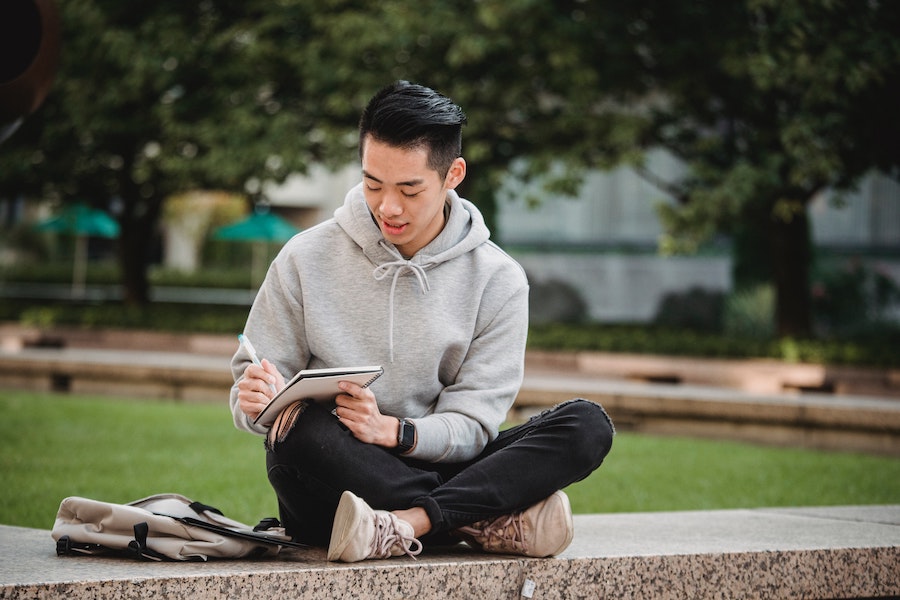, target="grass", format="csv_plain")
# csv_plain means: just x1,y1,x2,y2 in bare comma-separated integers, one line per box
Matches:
567,434,900,512
1,392,274,530
1,391,898,530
